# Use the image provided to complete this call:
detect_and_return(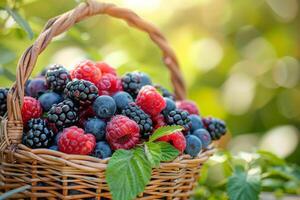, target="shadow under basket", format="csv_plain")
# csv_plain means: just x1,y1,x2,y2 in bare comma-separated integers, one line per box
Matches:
0,0,217,199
